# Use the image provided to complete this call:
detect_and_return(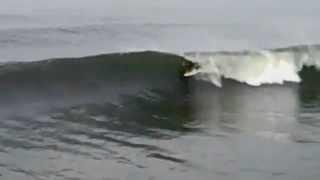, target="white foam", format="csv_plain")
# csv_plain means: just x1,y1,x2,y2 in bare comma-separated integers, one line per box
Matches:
184,45,320,87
